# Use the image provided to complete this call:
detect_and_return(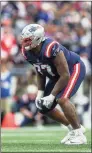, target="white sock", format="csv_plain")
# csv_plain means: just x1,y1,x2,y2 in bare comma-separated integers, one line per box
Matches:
67,124,82,131
67,124,73,131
